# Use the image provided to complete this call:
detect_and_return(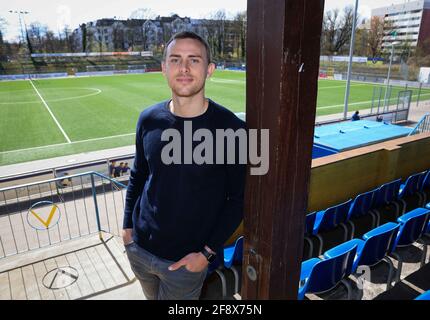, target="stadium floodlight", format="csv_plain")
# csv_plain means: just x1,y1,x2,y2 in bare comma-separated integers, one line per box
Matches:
9,10,30,46
383,41,400,111
343,0,359,120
